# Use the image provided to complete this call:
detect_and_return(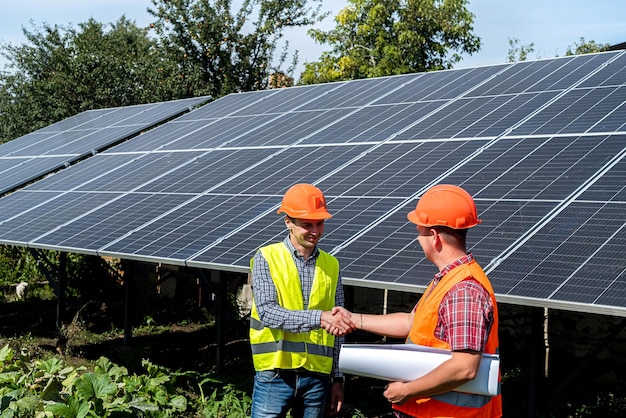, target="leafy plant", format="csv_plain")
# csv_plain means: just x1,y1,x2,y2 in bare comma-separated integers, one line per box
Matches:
0,345,191,417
